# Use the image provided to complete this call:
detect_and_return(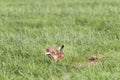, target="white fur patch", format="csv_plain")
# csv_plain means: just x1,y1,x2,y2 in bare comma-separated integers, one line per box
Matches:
45,52,51,55
58,46,61,51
